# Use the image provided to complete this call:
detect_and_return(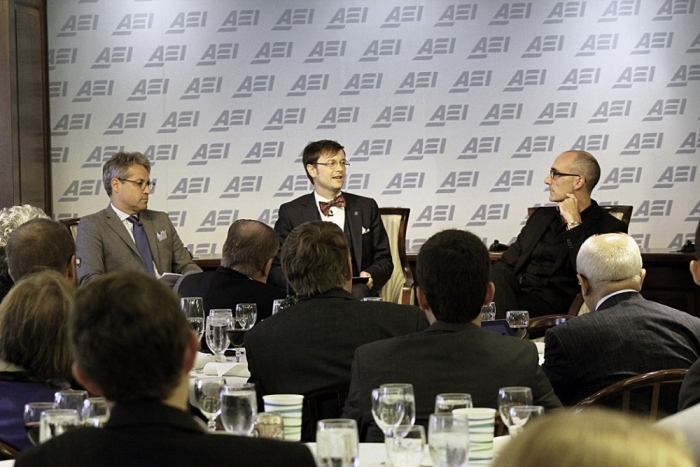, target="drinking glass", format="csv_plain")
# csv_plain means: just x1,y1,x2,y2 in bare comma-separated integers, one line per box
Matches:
386,425,425,467
480,302,496,321
434,393,473,414
194,377,226,431
220,383,257,436
316,419,359,467
508,405,544,436
181,297,205,340
24,402,57,445
271,299,284,315
428,413,470,467
39,409,80,443
371,387,407,438
380,383,416,437
229,303,257,362
505,310,529,329
82,397,110,427
497,387,533,435
54,390,88,419
206,315,231,362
